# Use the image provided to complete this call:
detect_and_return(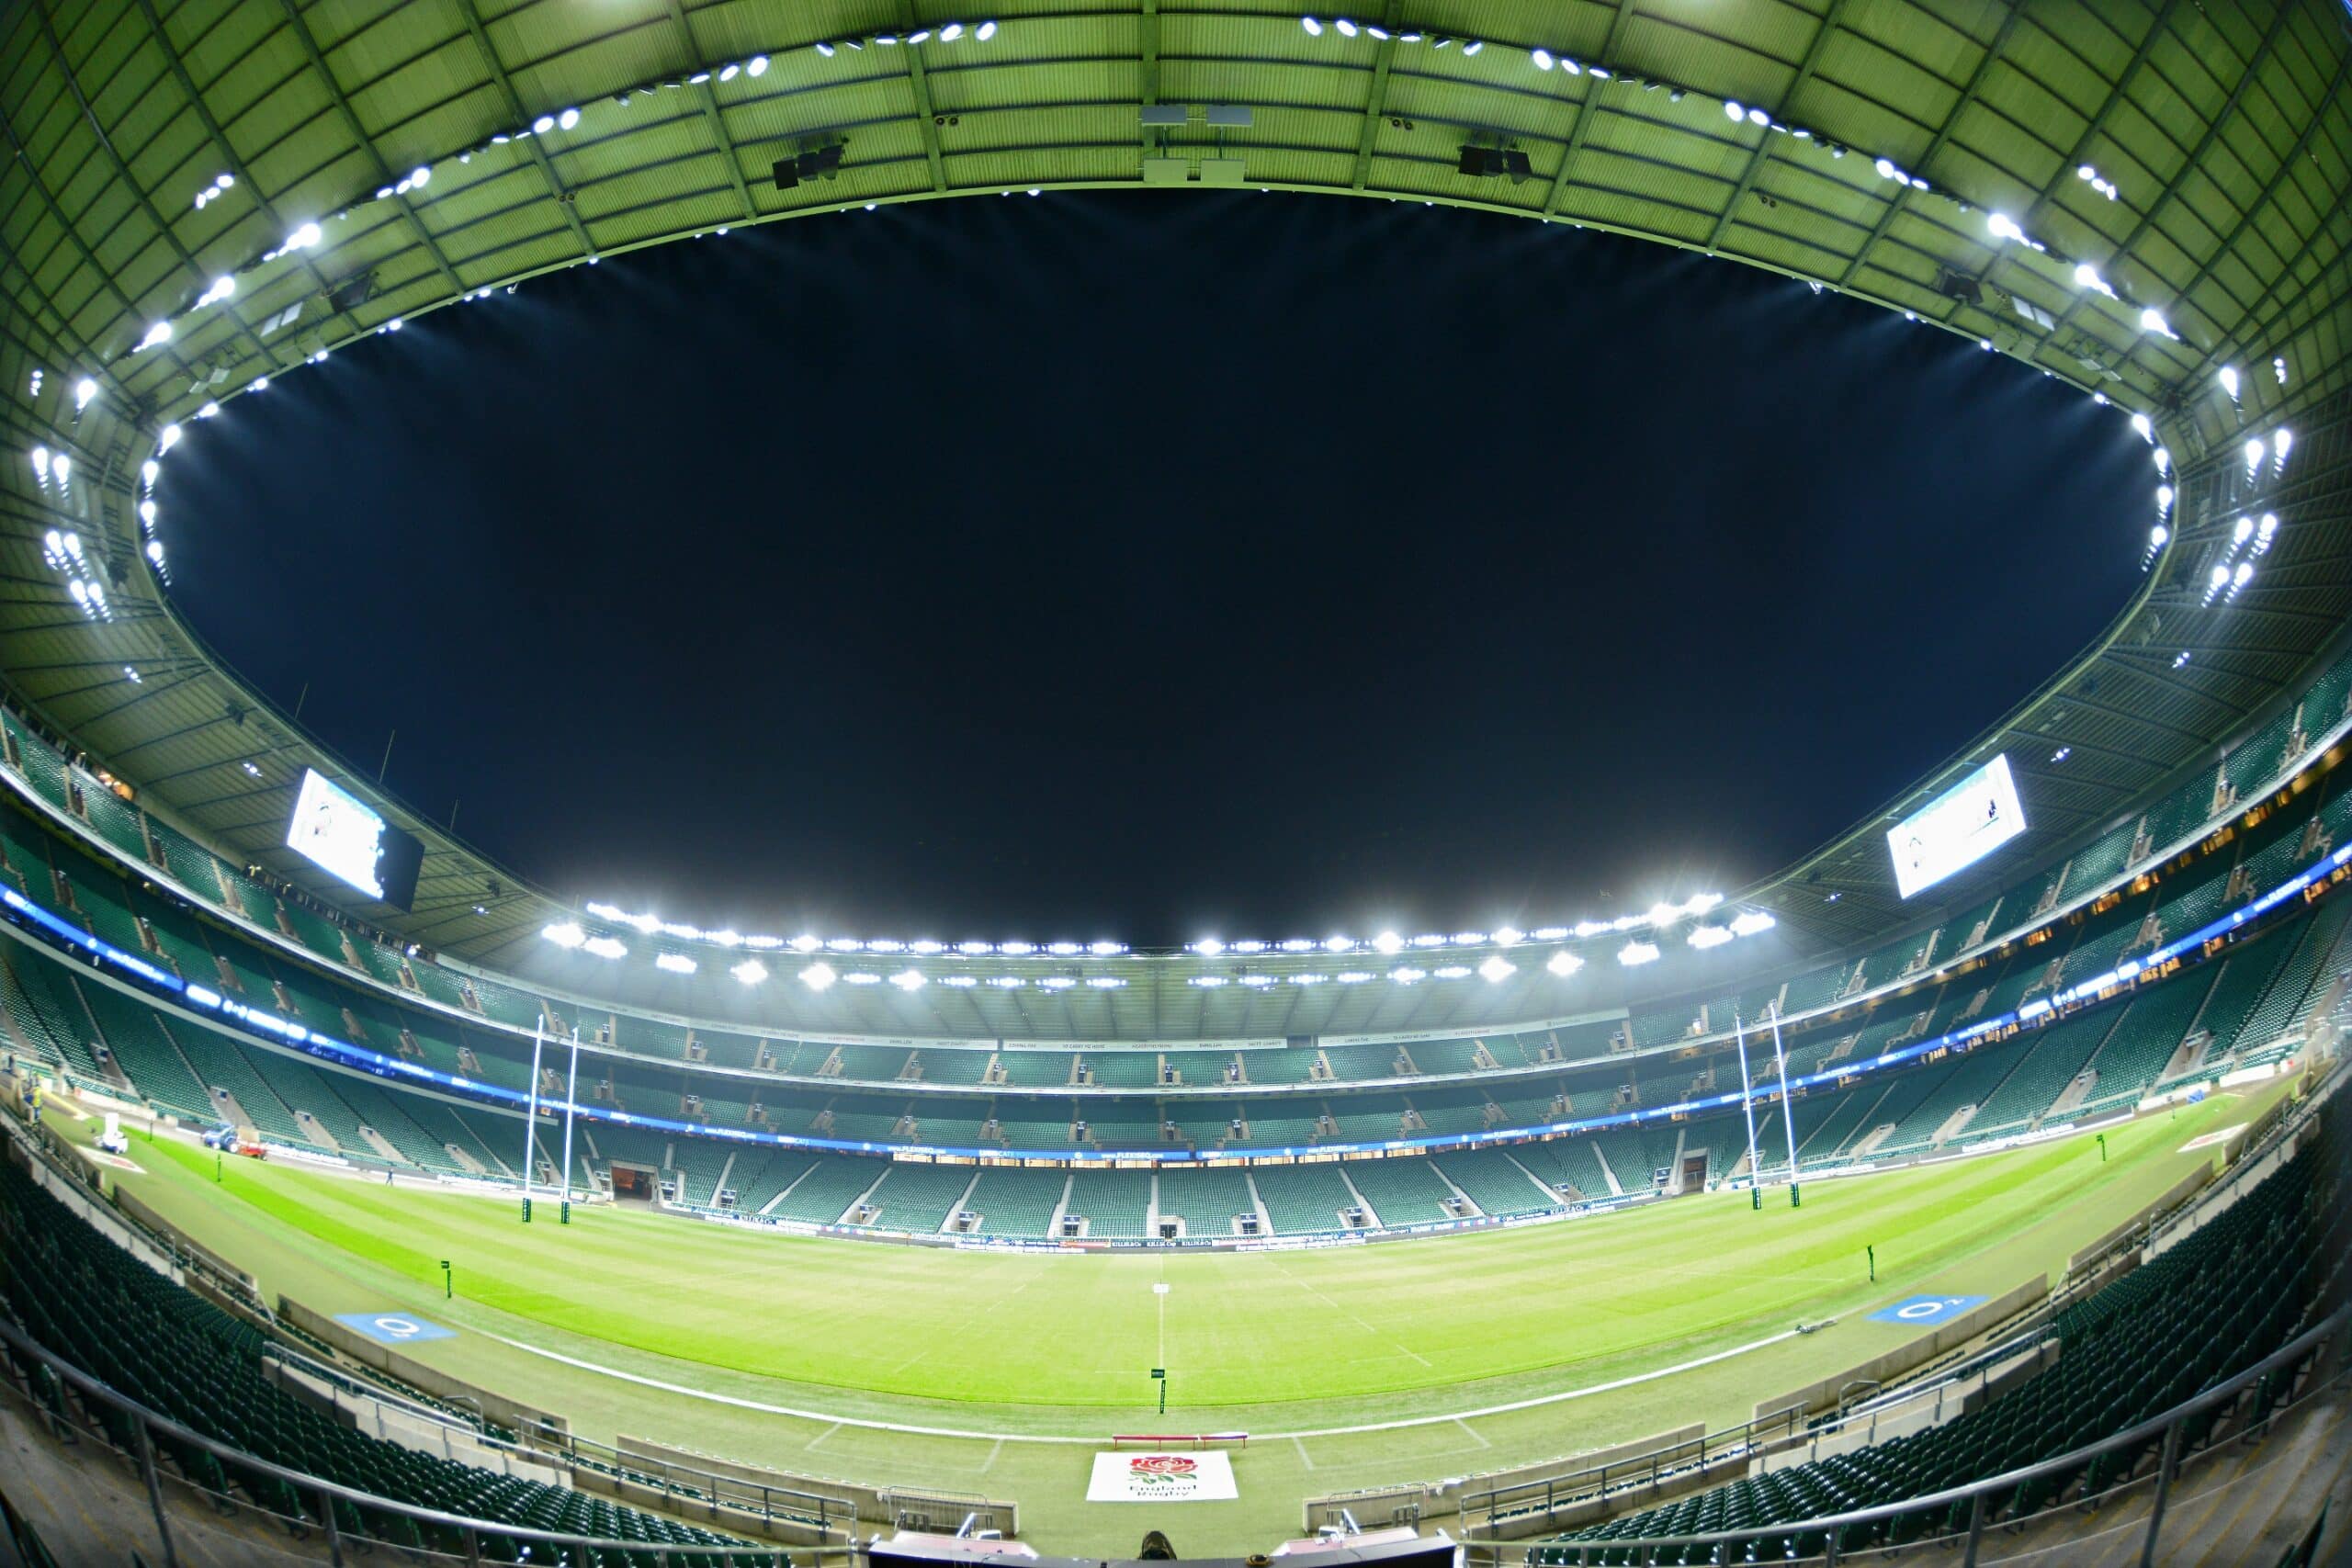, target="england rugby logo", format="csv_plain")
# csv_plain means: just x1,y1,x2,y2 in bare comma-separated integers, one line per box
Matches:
1129,1456,1199,1485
